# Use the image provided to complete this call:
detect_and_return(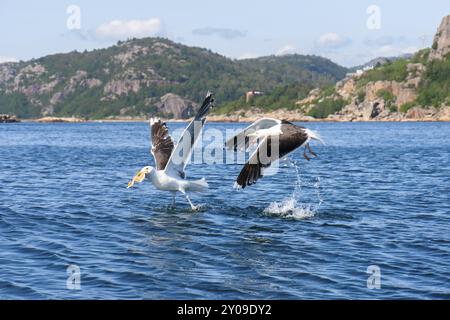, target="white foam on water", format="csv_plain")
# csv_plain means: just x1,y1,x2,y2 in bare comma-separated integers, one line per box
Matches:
263,159,323,220
263,198,317,220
